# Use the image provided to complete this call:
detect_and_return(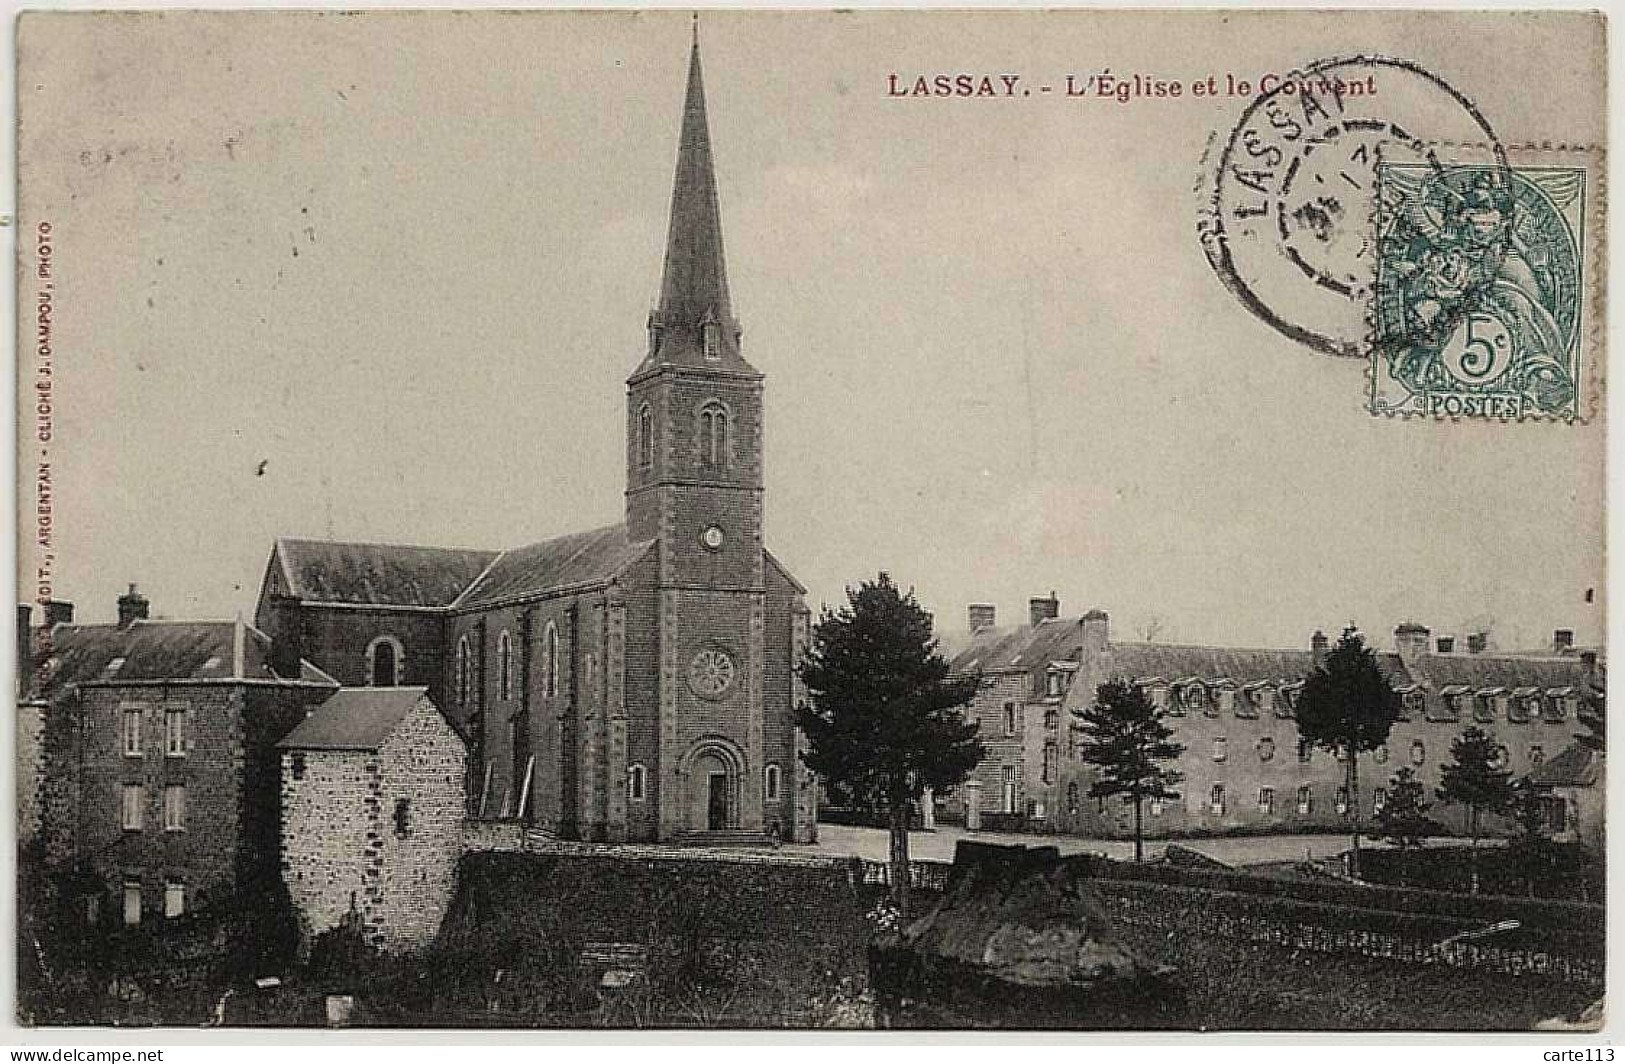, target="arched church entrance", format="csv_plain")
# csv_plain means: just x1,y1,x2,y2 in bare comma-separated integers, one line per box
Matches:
681,738,745,833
